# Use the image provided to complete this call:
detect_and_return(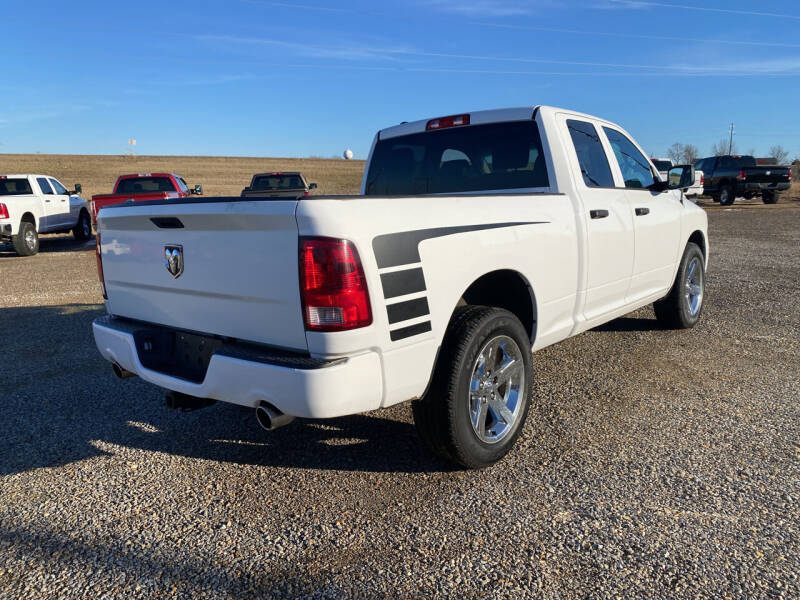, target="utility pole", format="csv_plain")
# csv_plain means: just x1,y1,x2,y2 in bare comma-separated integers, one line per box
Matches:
728,123,735,155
